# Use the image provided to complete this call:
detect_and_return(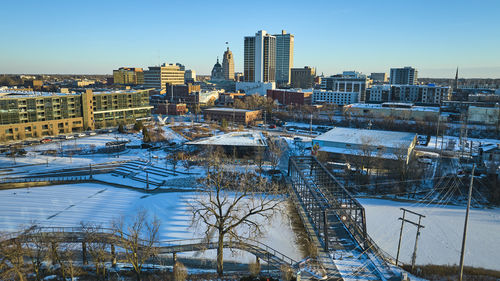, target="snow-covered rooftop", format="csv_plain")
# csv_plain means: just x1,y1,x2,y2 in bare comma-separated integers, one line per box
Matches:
203,107,259,113
314,127,416,148
187,131,267,147
347,103,440,112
